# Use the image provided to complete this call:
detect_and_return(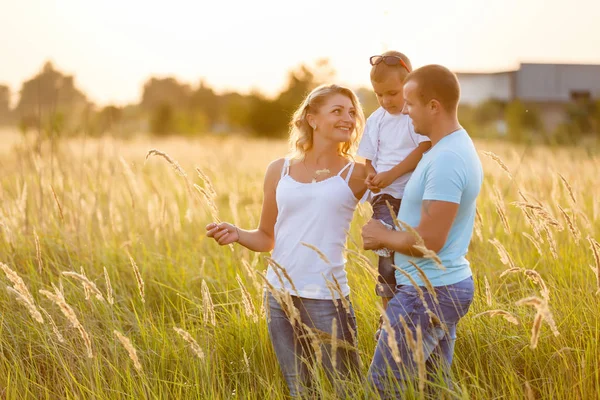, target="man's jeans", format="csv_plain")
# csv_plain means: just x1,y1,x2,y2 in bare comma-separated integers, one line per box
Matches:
265,292,361,397
367,276,475,398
